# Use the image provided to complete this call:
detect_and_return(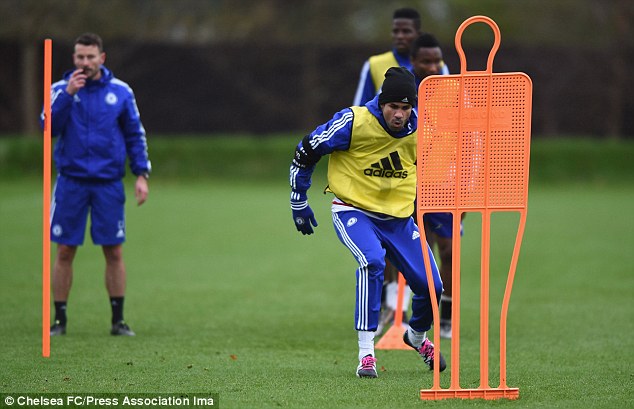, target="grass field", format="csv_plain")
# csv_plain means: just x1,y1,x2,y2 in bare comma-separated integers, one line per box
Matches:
1,137,633,408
